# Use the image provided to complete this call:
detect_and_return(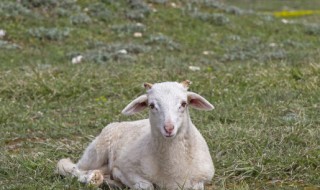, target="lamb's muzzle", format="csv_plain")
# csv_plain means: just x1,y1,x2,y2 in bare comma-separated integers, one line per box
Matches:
164,123,174,133
164,122,174,137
